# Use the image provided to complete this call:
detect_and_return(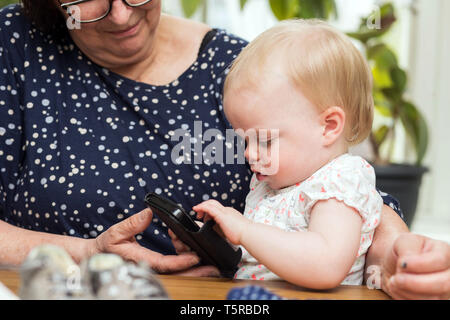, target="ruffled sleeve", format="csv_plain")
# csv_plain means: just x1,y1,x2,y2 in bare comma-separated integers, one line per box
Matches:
300,154,382,233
